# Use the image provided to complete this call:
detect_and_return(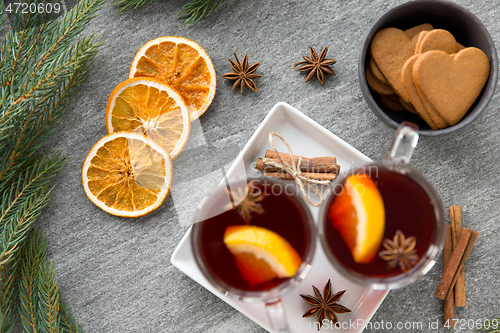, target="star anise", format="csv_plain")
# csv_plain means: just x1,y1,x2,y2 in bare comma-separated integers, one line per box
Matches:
222,52,262,92
300,279,351,330
223,181,265,223
292,46,337,84
378,230,418,272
